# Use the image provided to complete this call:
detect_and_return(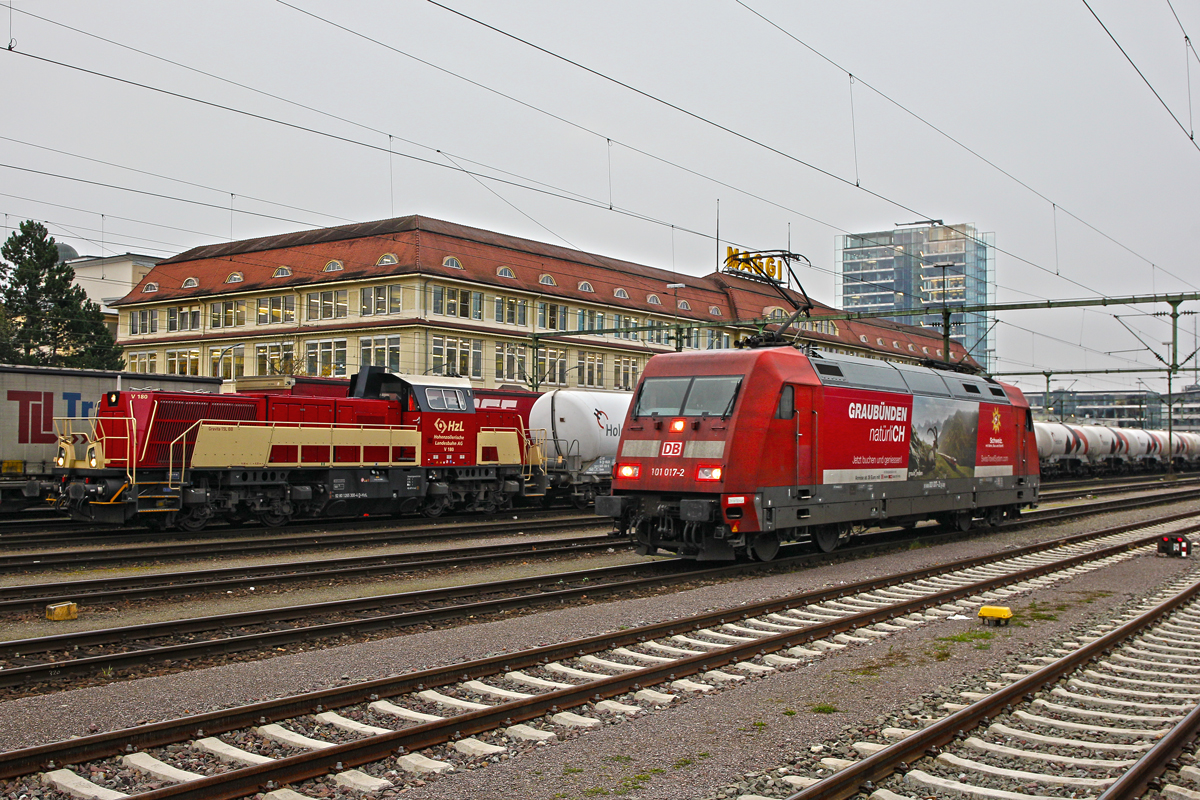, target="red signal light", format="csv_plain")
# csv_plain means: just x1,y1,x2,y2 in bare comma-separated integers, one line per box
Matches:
616,463,641,479
669,418,686,433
